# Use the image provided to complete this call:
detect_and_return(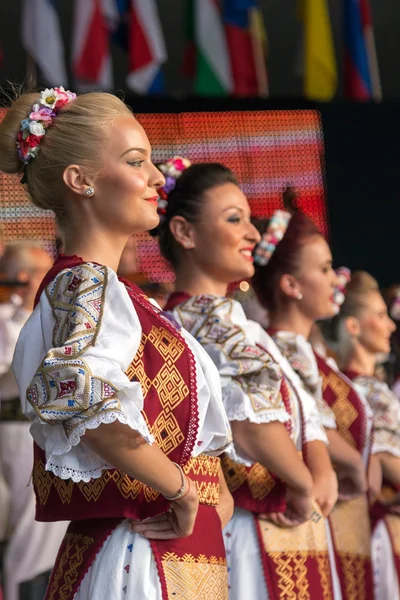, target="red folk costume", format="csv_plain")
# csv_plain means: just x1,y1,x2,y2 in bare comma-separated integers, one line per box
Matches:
315,353,374,600
11,256,231,600
270,330,374,600
165,293,337,600
344,370,400,600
